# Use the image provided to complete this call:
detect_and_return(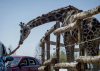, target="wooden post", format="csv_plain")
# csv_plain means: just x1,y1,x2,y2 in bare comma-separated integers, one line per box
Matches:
46,34,50,71
53,20,79,35
92,40,99,71
46,35,50,60
78,20,85,71
55,21,60,71
41,43,45,65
